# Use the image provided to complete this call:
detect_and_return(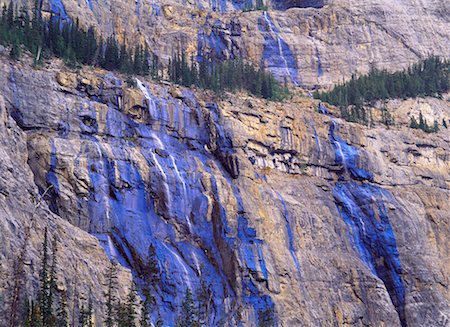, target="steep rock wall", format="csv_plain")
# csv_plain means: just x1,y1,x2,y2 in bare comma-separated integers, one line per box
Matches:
0,56,448,325
2,0,448,89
